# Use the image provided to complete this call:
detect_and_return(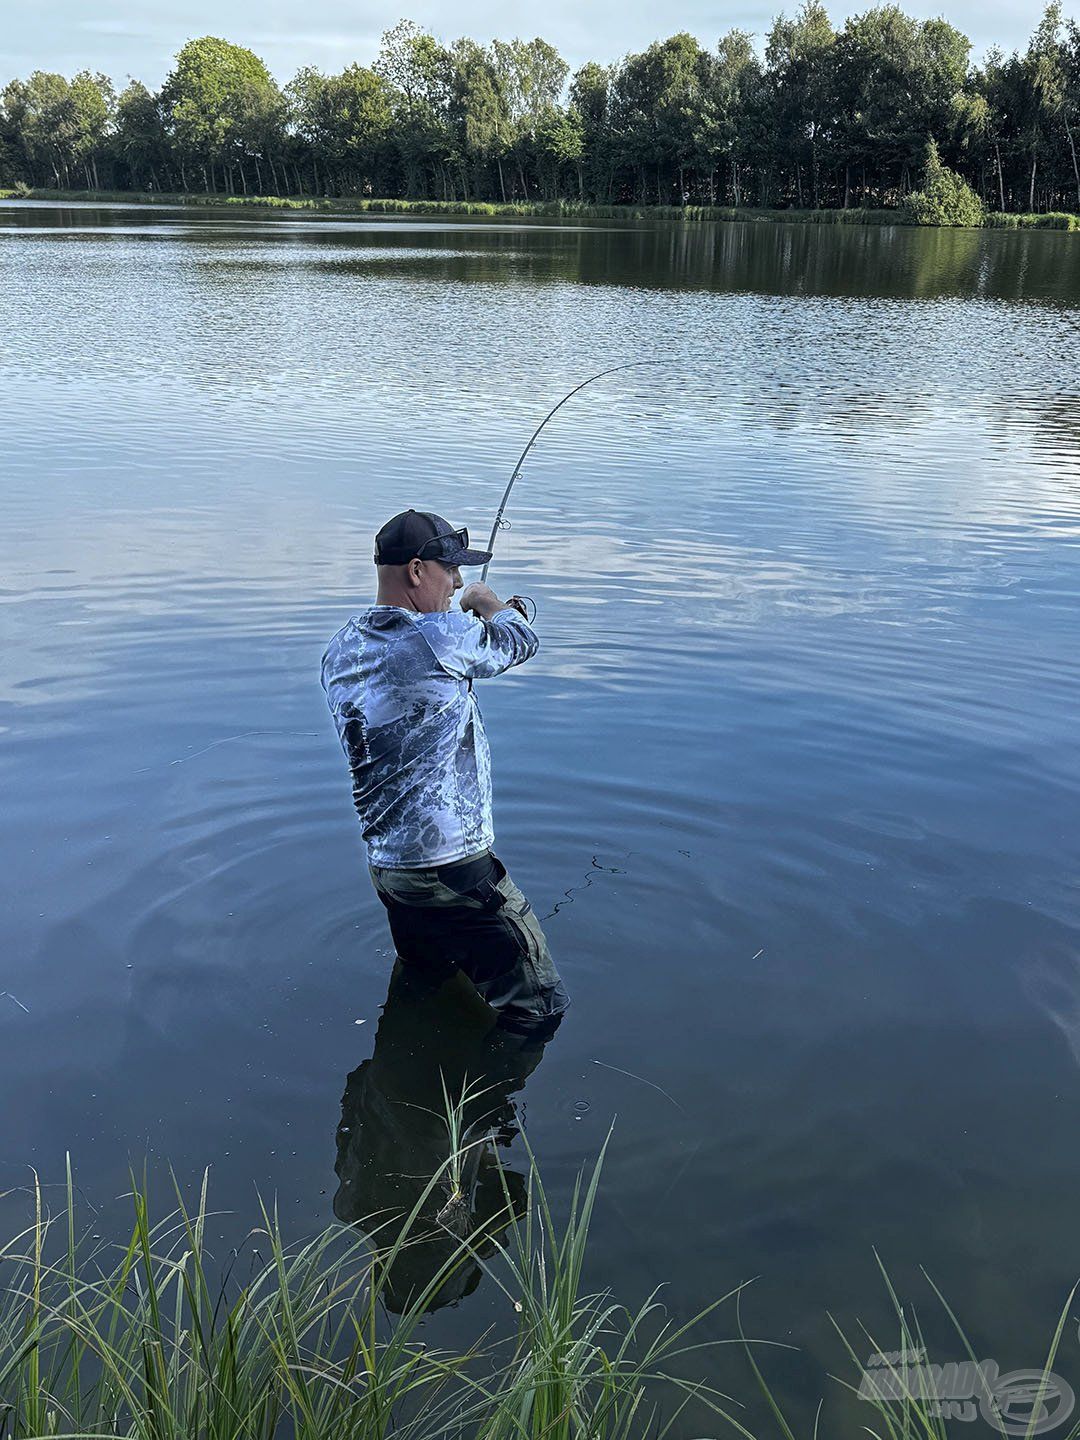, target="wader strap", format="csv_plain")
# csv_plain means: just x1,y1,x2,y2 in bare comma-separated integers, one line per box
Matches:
470,875,508,914
434,853,508,914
